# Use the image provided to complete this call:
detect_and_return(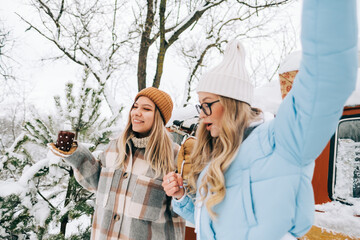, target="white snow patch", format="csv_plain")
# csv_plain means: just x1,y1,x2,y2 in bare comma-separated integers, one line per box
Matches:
253,80,282,114
314,201,360,238
18,158,49,186
65,214,92,238
80,142,96,150
0,227,6,237
30,201,50,227
48,151,65,180
166,105,199,127
5,132,27,153
21,195,32,209
278,51,301,74
0,181,25,197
